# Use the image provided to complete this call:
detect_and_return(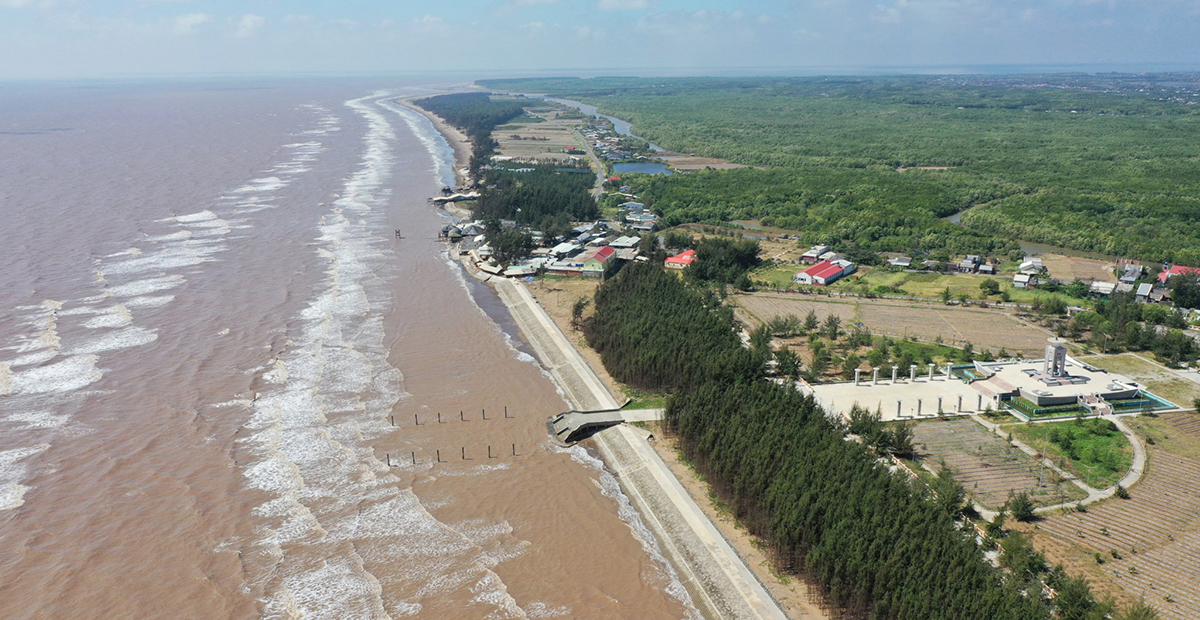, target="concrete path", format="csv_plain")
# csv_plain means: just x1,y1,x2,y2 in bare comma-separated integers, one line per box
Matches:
621,408,665,422
494,278,789,620
968,412,1148,516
